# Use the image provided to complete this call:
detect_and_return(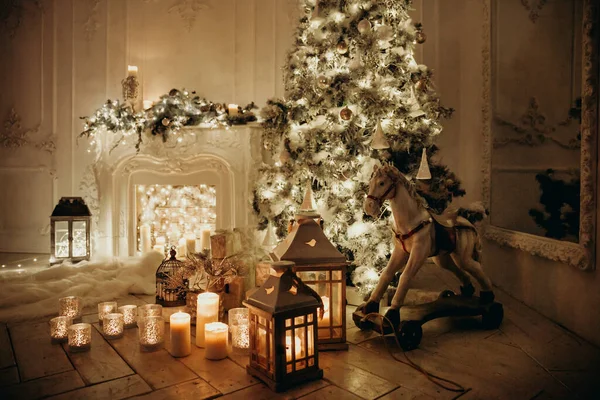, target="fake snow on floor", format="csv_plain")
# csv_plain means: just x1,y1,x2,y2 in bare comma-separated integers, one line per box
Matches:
0,252,163,322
